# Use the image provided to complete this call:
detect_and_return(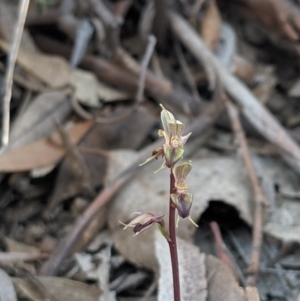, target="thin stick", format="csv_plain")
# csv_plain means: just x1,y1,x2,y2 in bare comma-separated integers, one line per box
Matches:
1,0,30,149
71,35,156,121
168,169,181,301
136,35,157,103
225,96,267,286
210,221,241,283
54,120,94,198
175,42,202,103
34,34,199,114
169,12,300,174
